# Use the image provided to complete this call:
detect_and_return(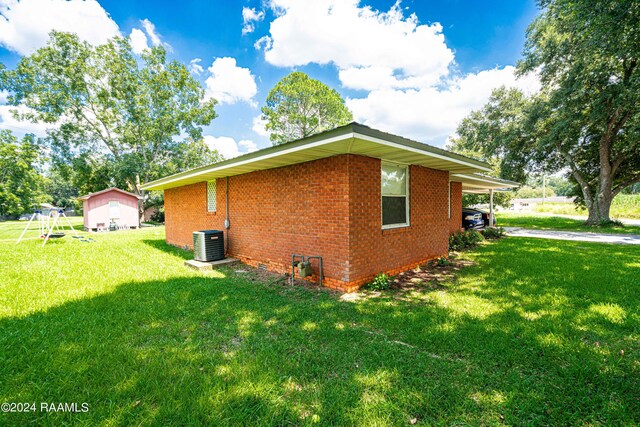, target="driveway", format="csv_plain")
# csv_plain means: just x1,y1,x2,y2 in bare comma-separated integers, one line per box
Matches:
504,227,640,245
